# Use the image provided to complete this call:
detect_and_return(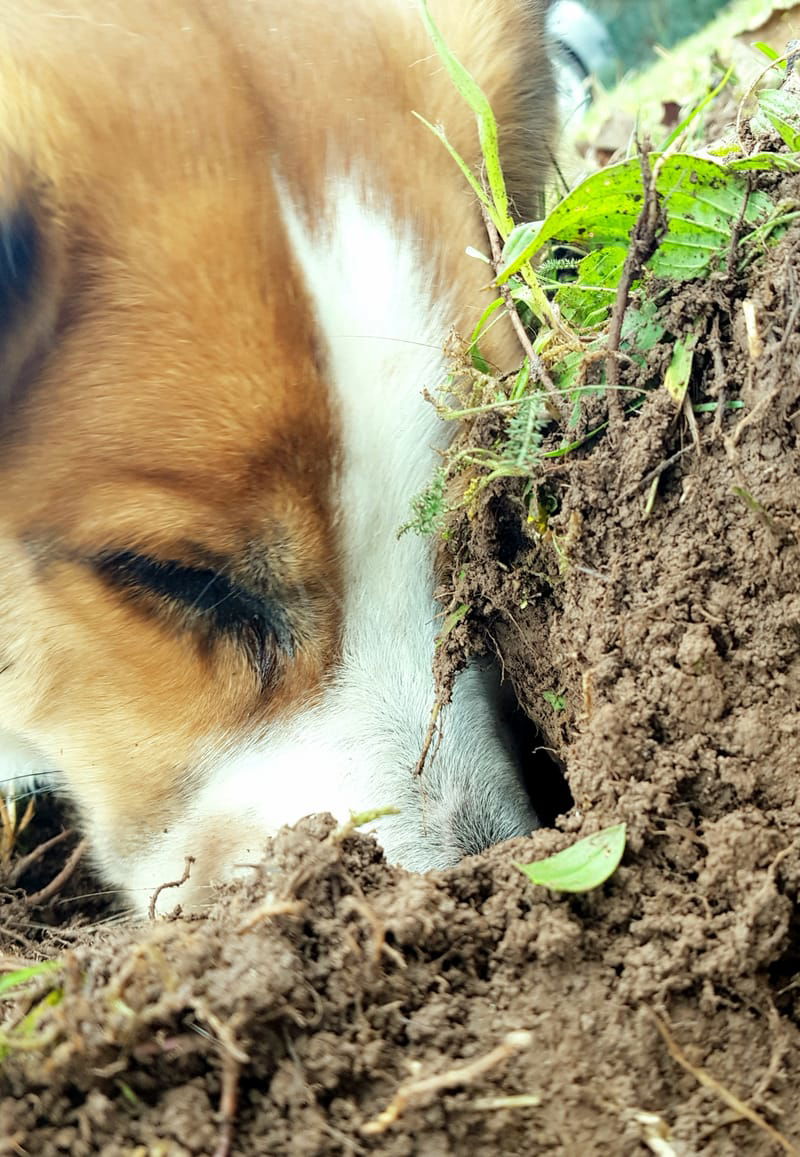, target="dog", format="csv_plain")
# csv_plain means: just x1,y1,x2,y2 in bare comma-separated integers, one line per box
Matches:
0,0,555,913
